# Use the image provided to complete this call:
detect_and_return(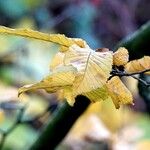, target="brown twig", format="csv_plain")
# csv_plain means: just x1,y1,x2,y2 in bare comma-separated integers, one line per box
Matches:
110,68,150,87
